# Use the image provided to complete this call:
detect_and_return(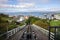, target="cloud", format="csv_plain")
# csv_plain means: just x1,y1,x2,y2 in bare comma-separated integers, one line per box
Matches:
0,3,35,12
48,8,60,11
0,0,7,4
0,7,60,12
0,3,35,8
31,8,60,11
0,8,31,12
40,0,49,3
17,3,35,8
0,0,60,12
40,8,60,11
17,0,50,4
